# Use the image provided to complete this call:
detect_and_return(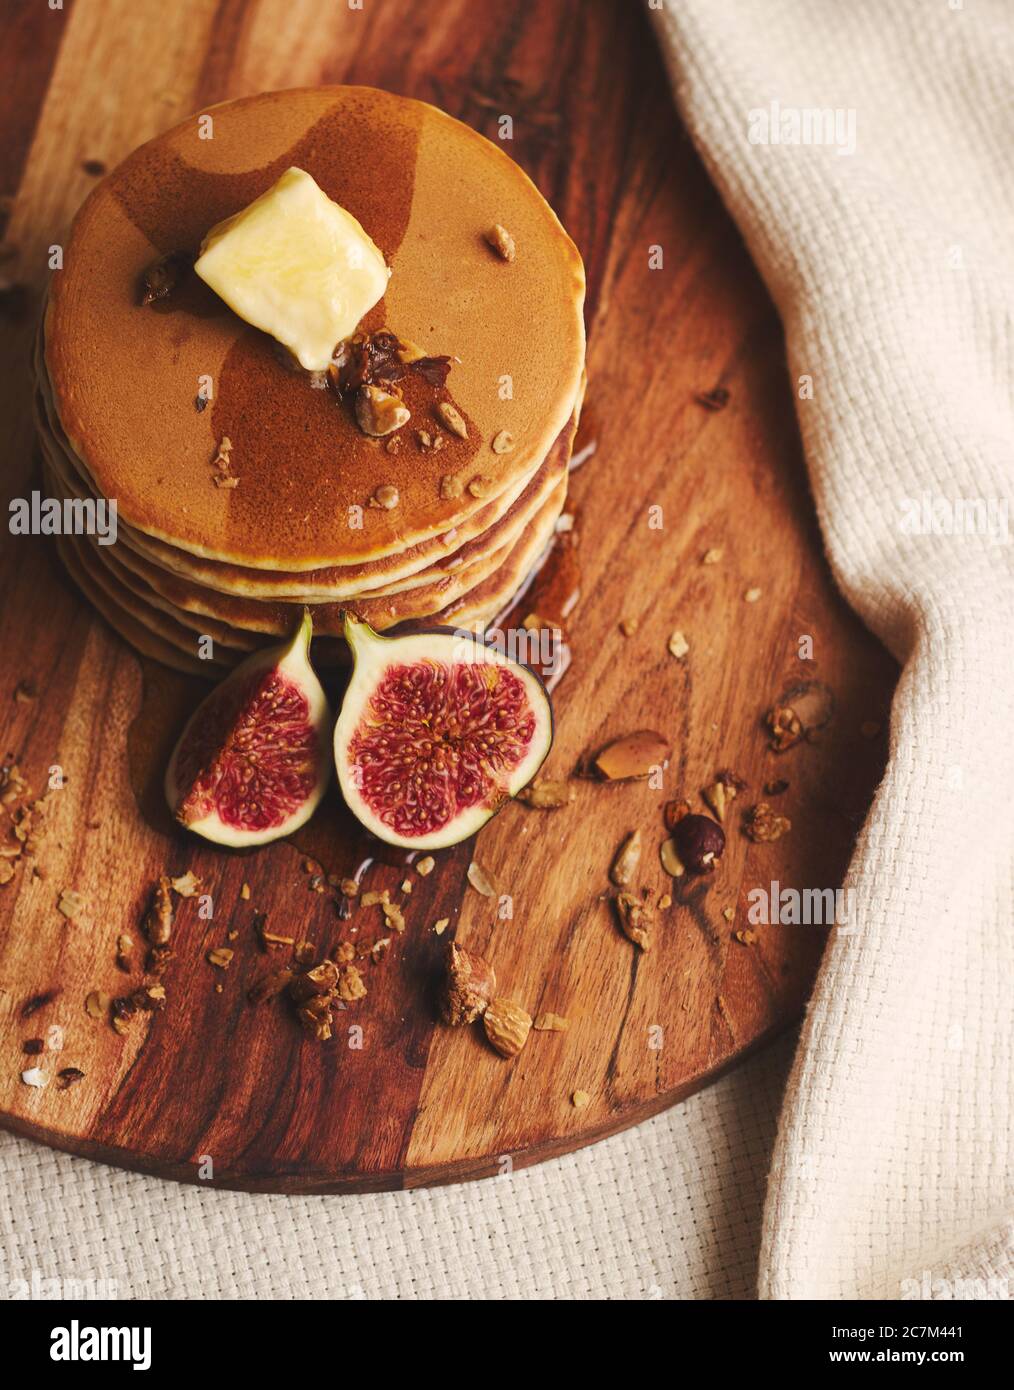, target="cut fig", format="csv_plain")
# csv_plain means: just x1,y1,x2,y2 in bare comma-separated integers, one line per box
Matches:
334,614,553,850
165,611,331,847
